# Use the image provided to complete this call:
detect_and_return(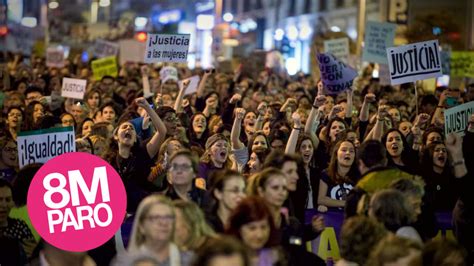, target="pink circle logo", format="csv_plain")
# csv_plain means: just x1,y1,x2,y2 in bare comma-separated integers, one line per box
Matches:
27,152,127,252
